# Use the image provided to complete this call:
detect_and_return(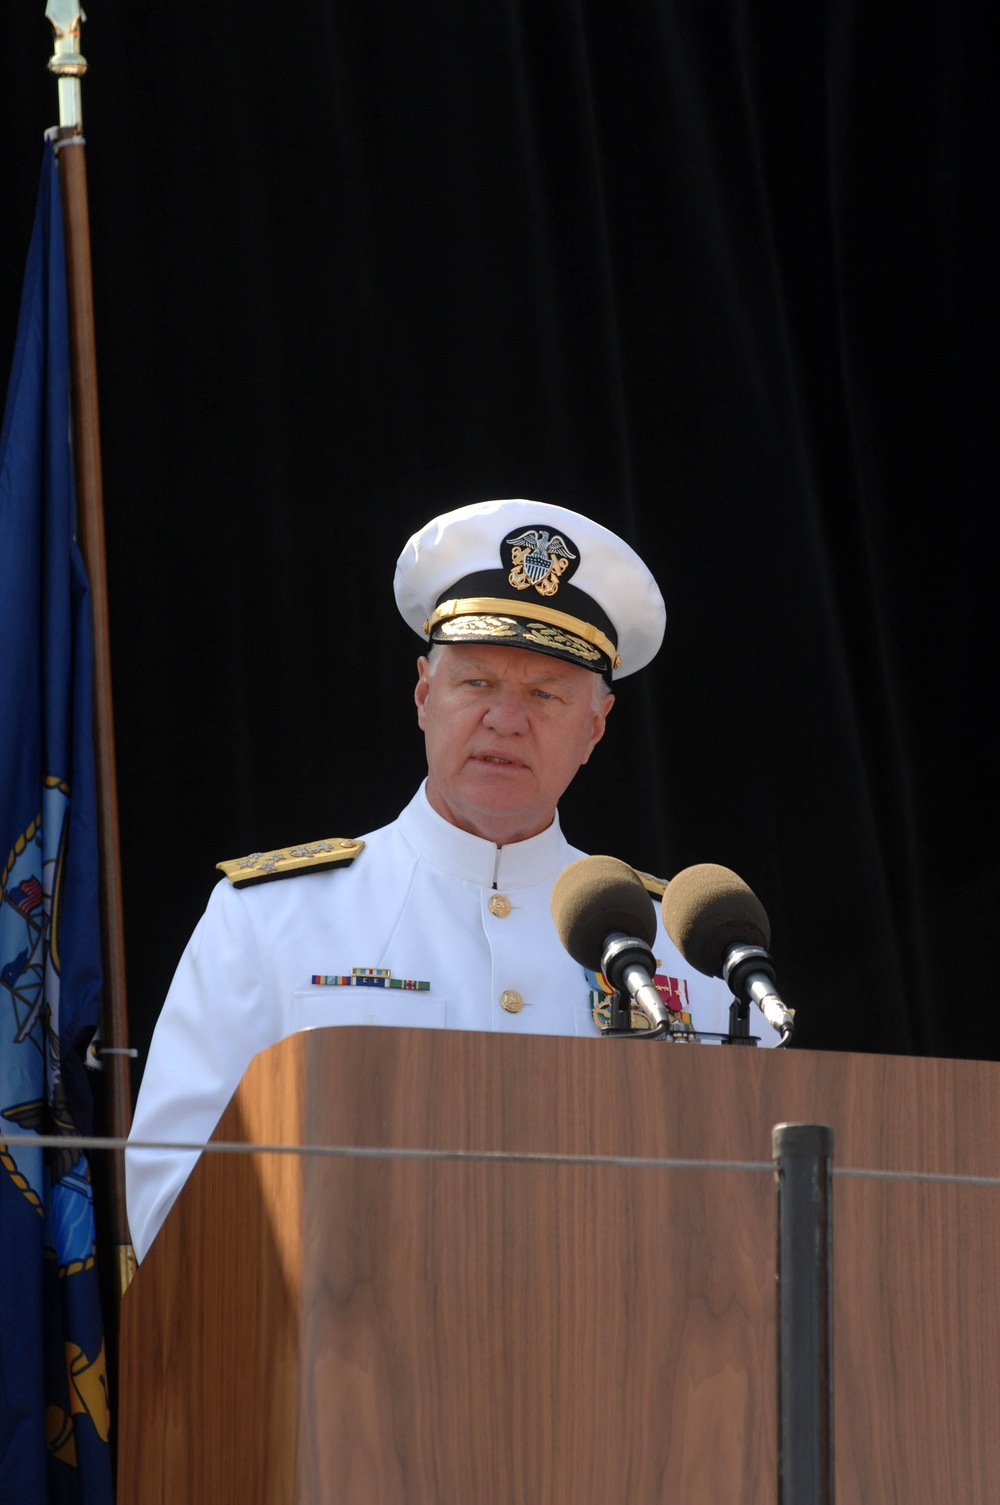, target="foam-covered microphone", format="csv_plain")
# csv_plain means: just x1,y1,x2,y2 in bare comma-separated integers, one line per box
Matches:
550,855,671,1033
660,863,794,1043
